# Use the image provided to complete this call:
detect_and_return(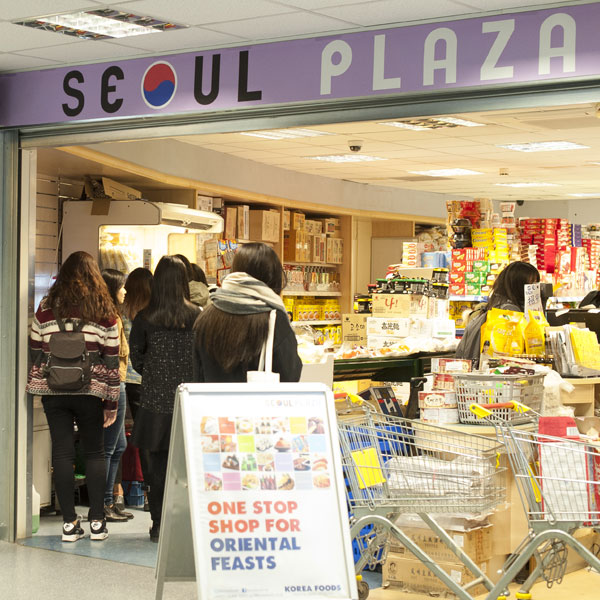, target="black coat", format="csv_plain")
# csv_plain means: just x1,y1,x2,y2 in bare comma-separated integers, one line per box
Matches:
193,310,302,383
